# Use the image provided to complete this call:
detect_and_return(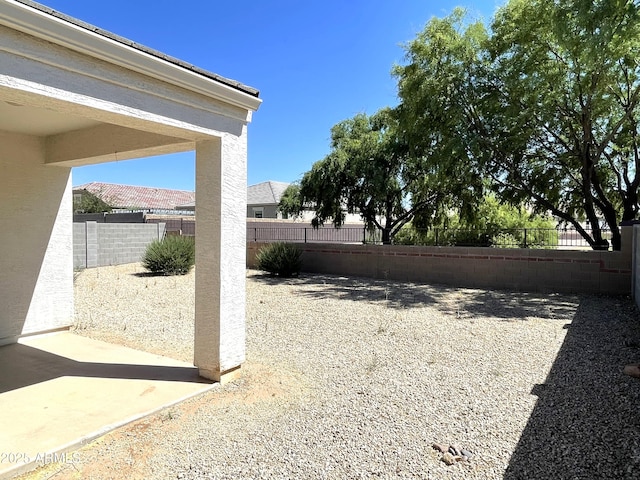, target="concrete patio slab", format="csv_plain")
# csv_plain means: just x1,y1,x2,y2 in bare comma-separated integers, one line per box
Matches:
0,332,214,479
